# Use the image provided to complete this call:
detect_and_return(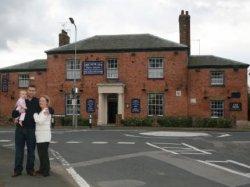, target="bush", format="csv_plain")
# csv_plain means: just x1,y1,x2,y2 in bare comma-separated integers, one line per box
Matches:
0,113,12,125
157,116,192,127
121,117,153,126
193,118,233,128
60,116,89,126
